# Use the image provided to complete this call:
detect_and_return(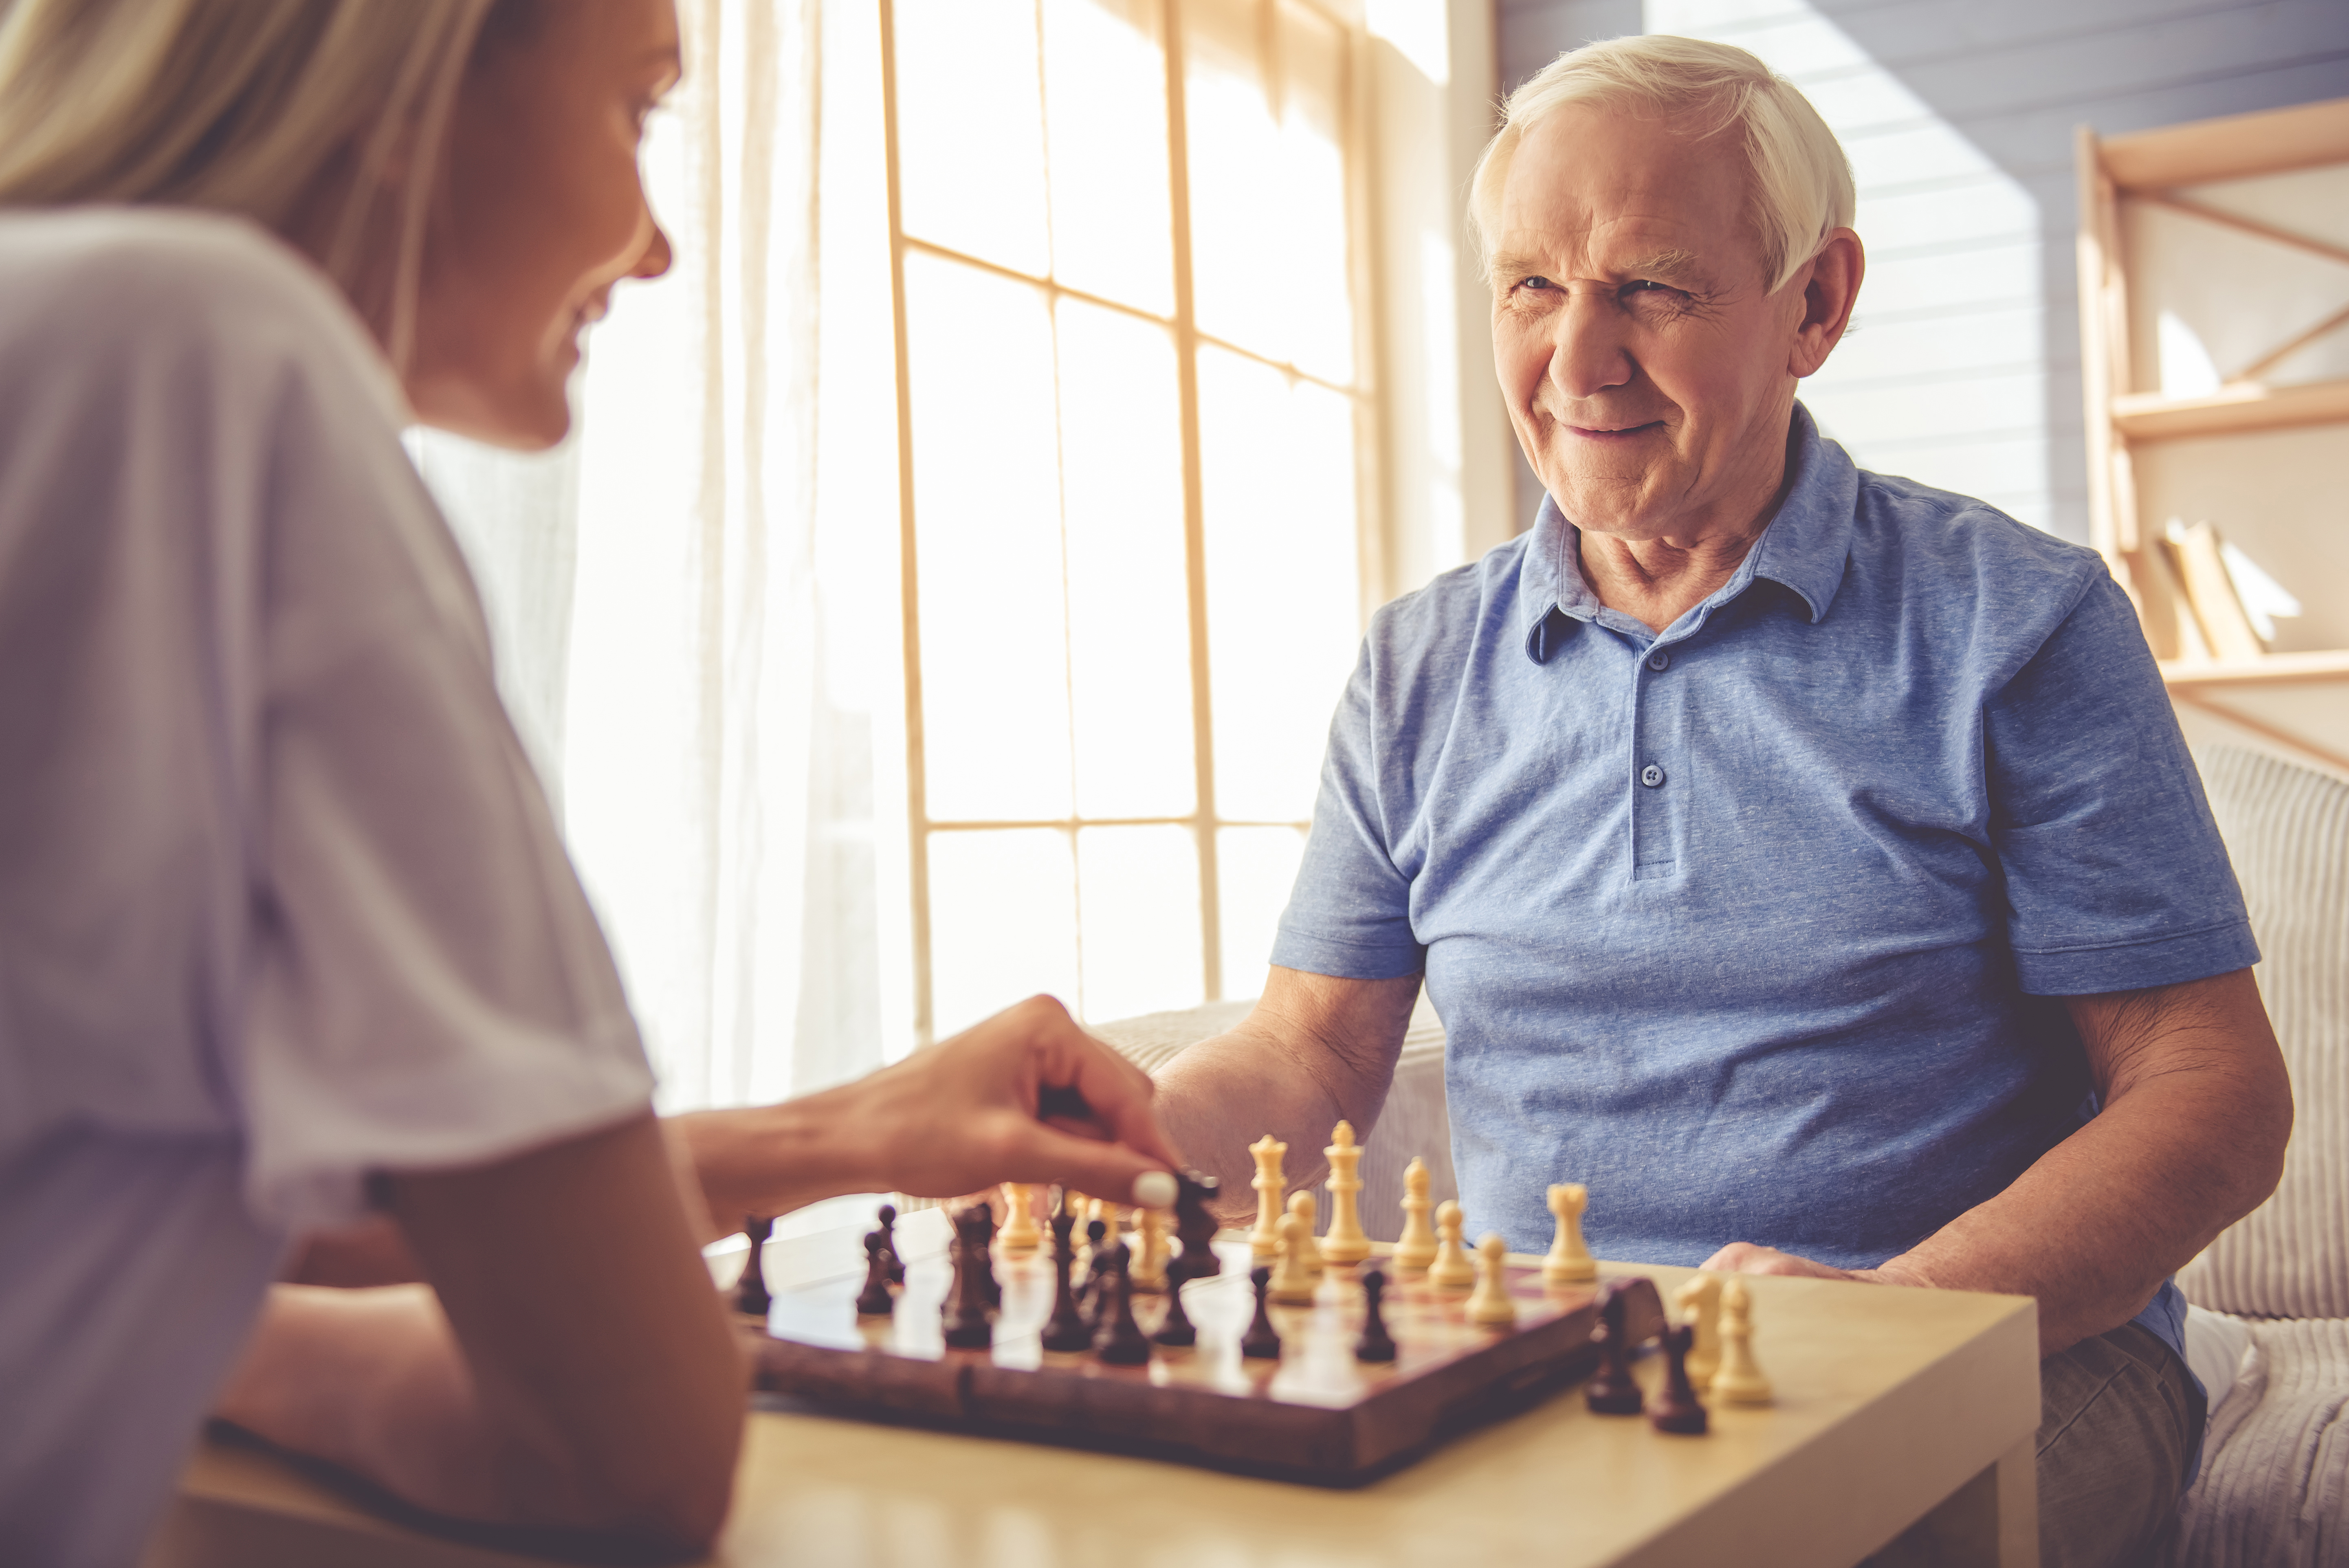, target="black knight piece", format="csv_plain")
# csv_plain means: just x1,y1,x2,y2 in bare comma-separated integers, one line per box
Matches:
1585,1279,1647,1415
875,1203,904,1285
853,1229,895,1317
1648,1321,1709,1435
1240,1265,1282,1360
1167,1170,1223,1287
941,1205,995,1350
1354,1267,1397,1363
734,1215,773,1317
1092,1248,1153,1366
1040,1205,1093,1352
